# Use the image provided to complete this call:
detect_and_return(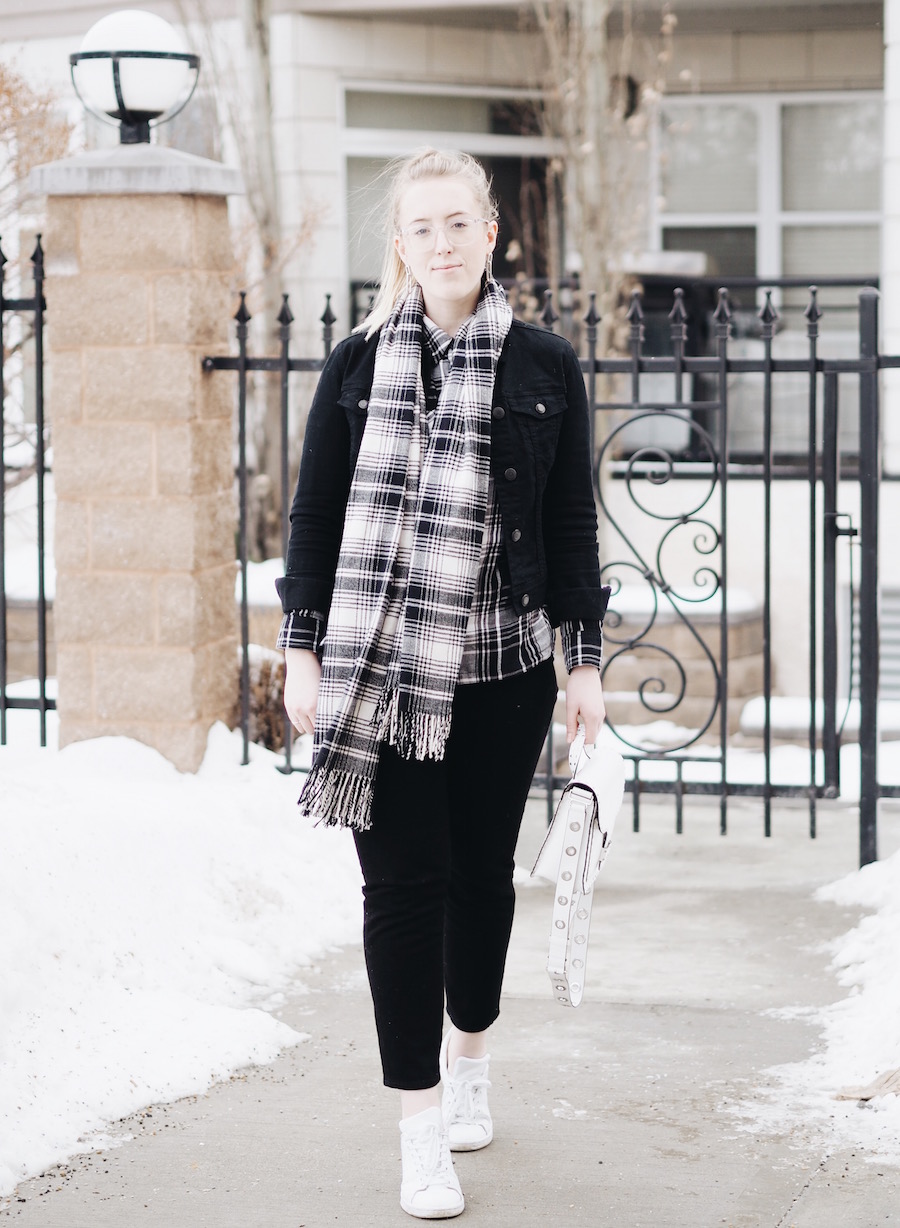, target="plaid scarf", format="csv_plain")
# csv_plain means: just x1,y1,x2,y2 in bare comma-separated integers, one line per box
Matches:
298,280,514,830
